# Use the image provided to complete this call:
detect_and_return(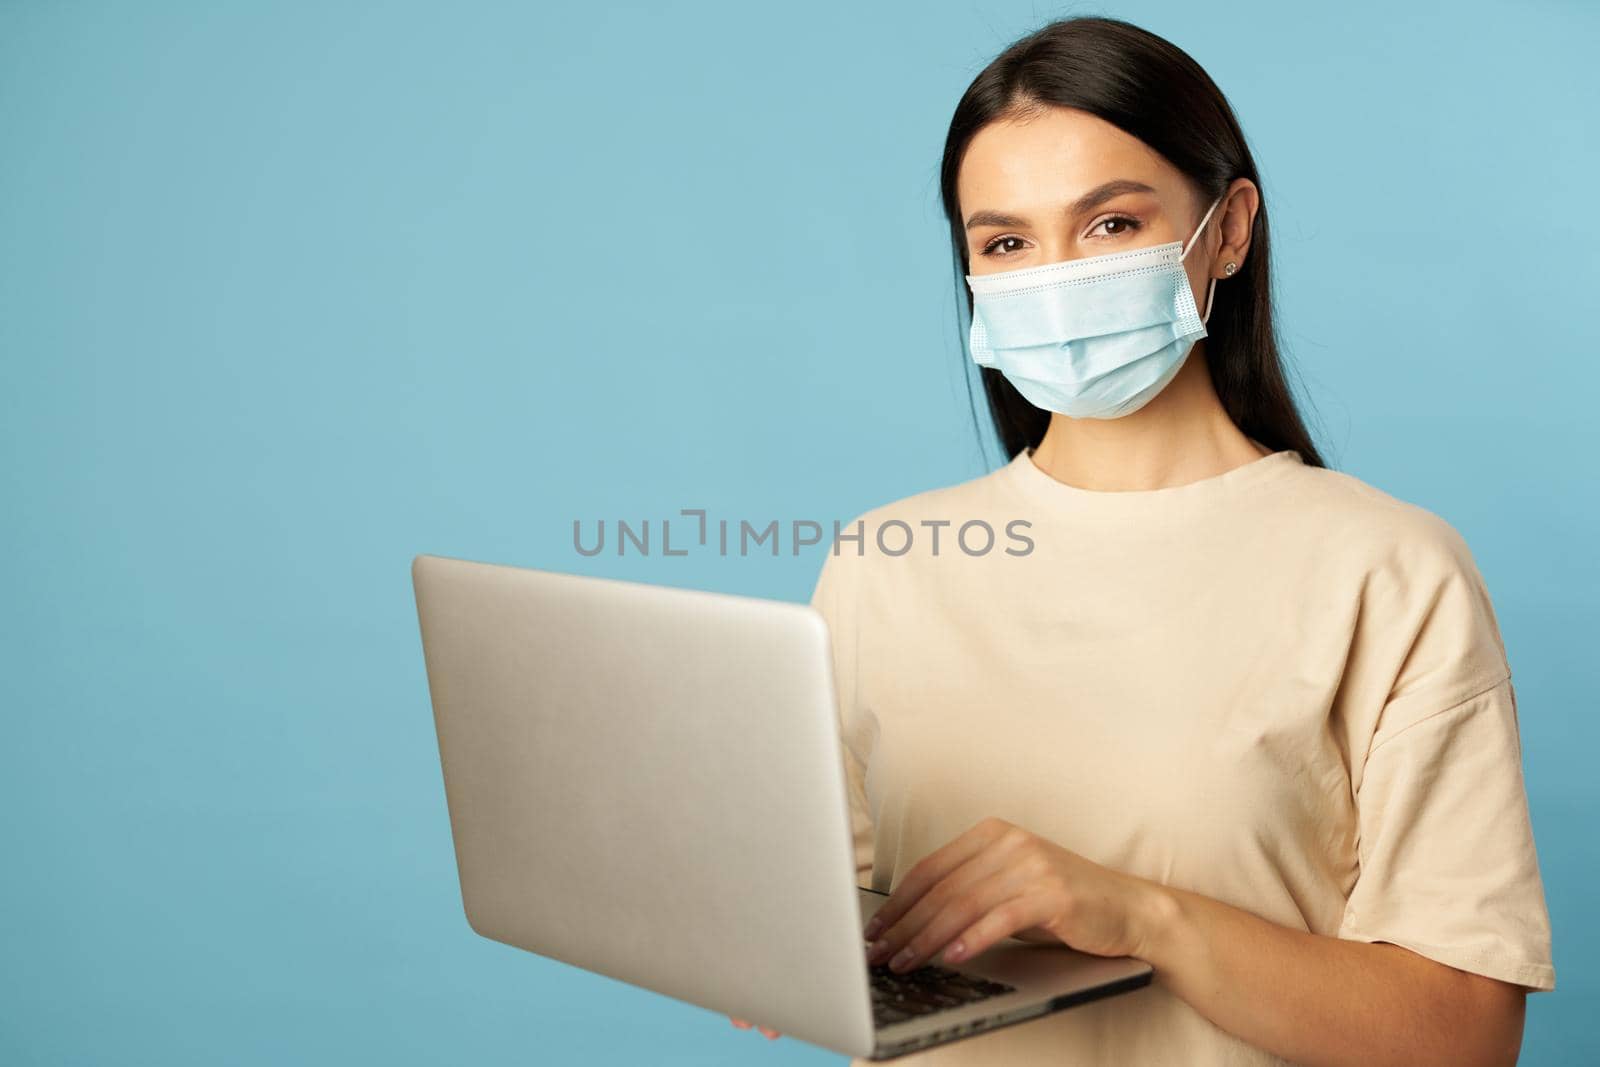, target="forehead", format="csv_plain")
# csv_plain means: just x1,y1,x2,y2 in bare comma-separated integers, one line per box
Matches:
958,108,1171,215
